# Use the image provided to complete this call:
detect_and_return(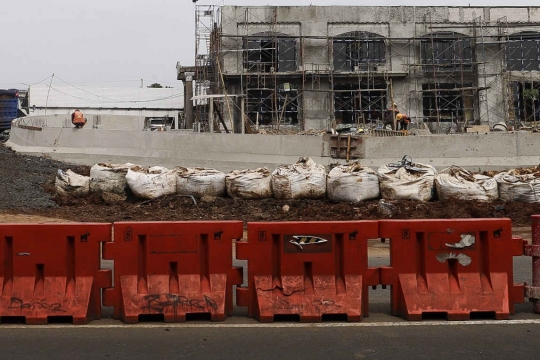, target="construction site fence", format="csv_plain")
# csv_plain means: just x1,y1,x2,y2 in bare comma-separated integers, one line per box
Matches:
0,218,538,324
